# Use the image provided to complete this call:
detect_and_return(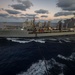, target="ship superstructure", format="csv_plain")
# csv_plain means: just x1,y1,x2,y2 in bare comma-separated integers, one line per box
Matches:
0,16,75,38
